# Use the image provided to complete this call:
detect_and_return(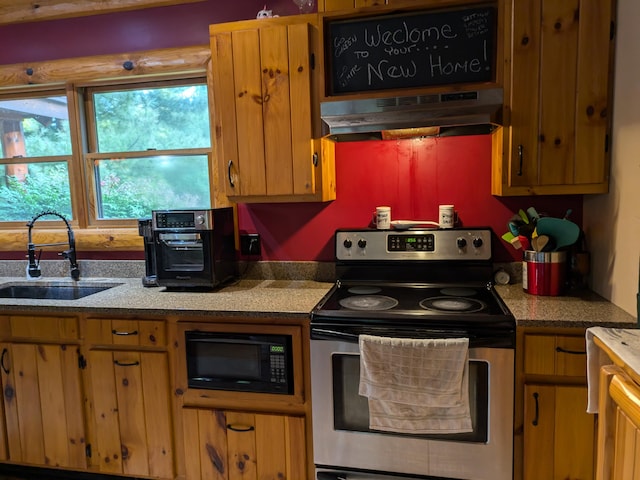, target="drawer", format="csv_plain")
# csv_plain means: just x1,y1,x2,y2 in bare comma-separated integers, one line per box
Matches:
85,318,166,347
2,315,79,341
524,334,587,377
